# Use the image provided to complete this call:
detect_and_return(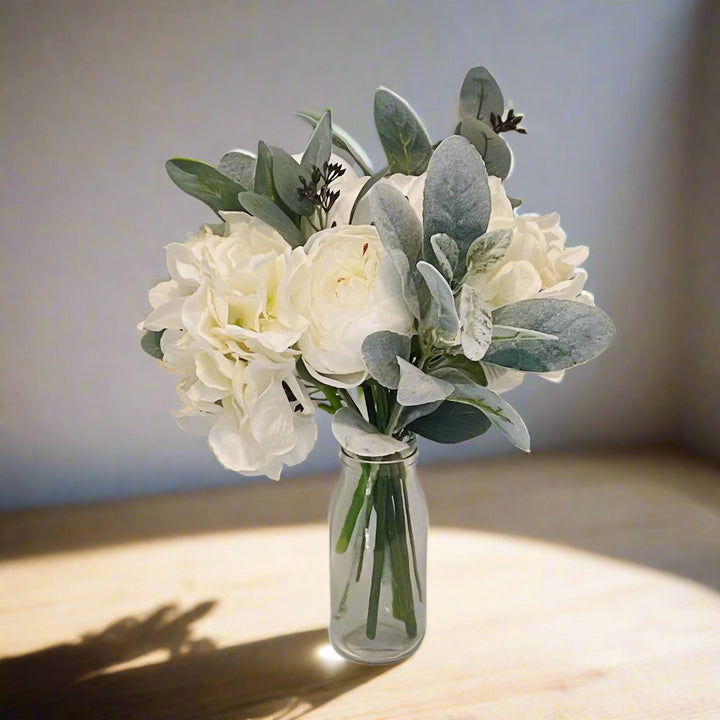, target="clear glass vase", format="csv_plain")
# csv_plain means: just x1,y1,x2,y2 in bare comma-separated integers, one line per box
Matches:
328,435,427,665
